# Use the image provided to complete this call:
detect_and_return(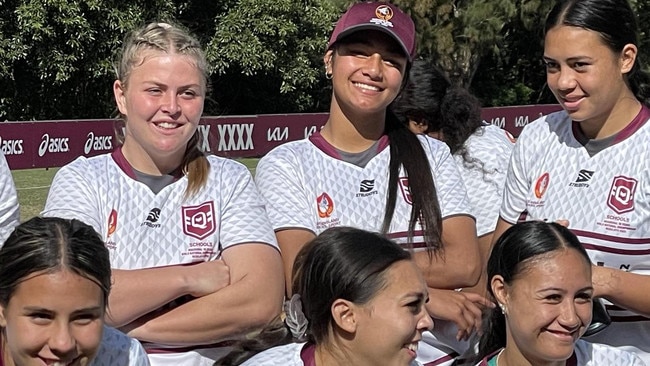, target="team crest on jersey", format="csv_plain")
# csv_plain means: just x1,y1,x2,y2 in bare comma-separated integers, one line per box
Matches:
182,201,216,240
107,209,117,237
398,177,412,204
317,192,334,218
534,173,550,199
608,176,637,214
